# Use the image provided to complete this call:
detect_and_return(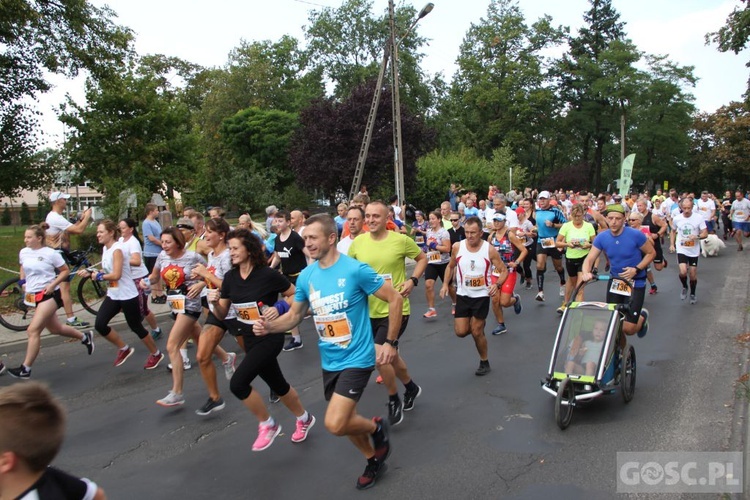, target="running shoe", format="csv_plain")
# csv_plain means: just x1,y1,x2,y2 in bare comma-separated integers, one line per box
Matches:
690,294,697,305
195,397,225,416
680,288,688,301
491,323,507,335
649,285,657,295
82,330,95,355
167,360,191,372
525,281,532,290
637,309,649,338
556,304,565,314
7,366,30,379
151,295,167,304
423,308,437,319
513,293,522,314
371,417,391,462
283,339,303,351
223,352,237,381
291,414,316,443
535,291,544,302
252,422,281,451
387,398,404,426
403,385,422,411
475,360,491,376
156,391,185,407
356,460,388,490
0,361,5,376
559,286,565,297
67,317,89,328
144,352,164,370
114,347,135,367
375,375,383,384
269,390,280,404
151,328,163,340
